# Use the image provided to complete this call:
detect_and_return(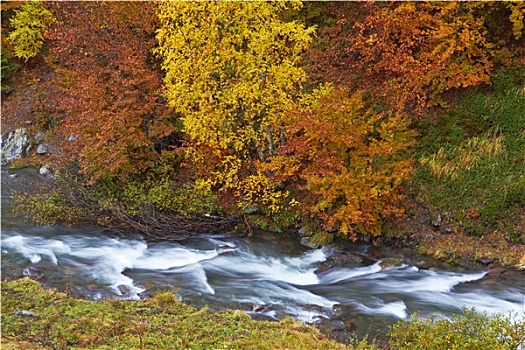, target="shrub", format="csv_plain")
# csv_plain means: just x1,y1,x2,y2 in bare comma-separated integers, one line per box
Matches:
390,308,525,350
1,47,17,90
